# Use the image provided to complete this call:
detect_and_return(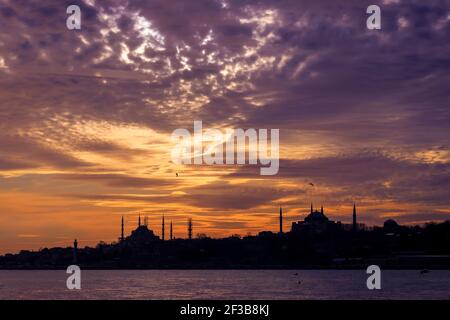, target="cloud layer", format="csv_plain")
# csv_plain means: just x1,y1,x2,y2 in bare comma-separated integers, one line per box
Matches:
0,0,449,253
